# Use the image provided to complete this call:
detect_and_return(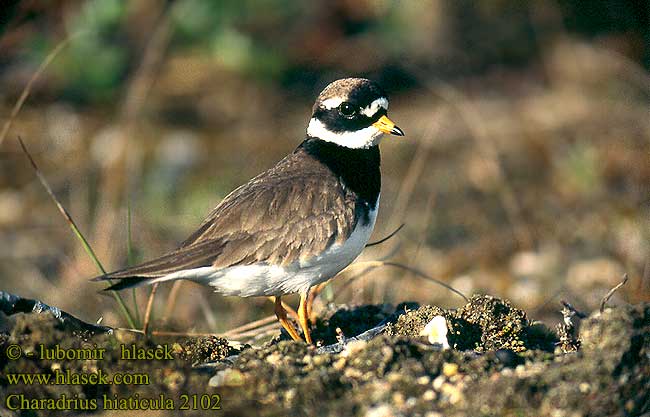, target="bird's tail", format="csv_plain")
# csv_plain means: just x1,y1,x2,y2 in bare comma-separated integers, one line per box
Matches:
90,240,223,291
91,275,154,291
